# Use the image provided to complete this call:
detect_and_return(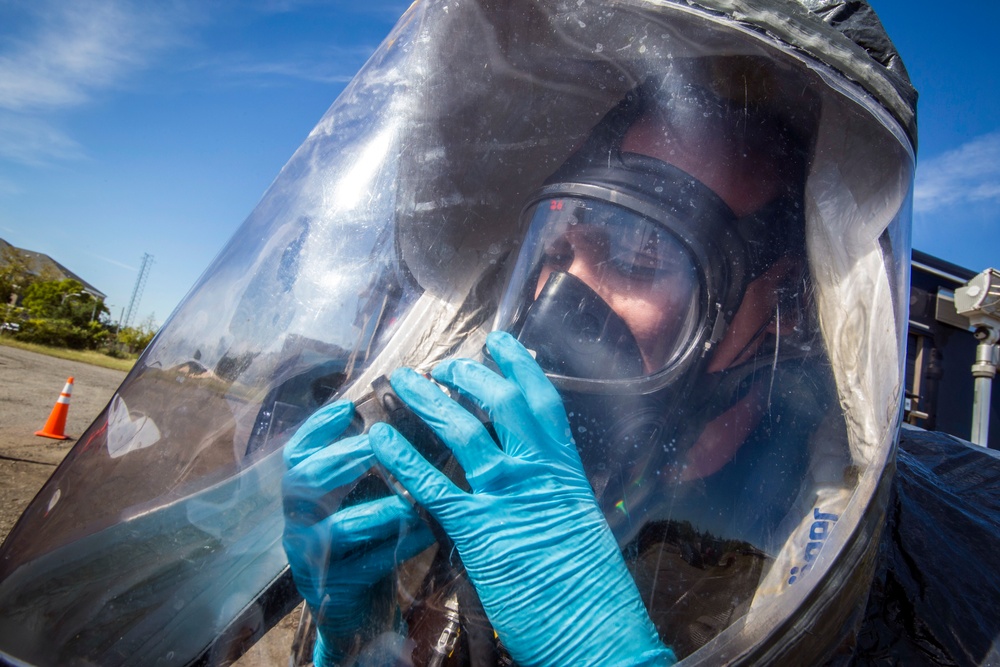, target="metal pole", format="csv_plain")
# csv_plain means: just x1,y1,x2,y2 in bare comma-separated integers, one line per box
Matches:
970,339,997,446
954,269,1000,447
